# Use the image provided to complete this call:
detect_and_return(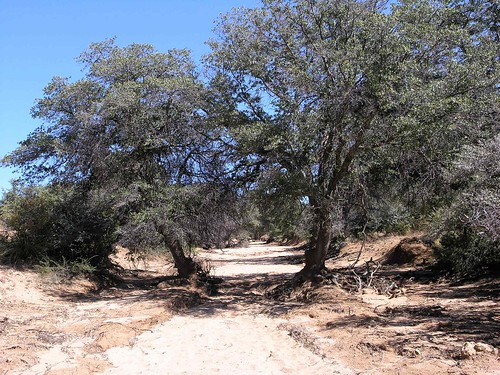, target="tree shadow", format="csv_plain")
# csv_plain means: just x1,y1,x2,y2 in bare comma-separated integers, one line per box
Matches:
187,273,304,316
44,264,302,319
43,242,500,353
419,280,500,301
323,290,500,348
208,253,304,266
